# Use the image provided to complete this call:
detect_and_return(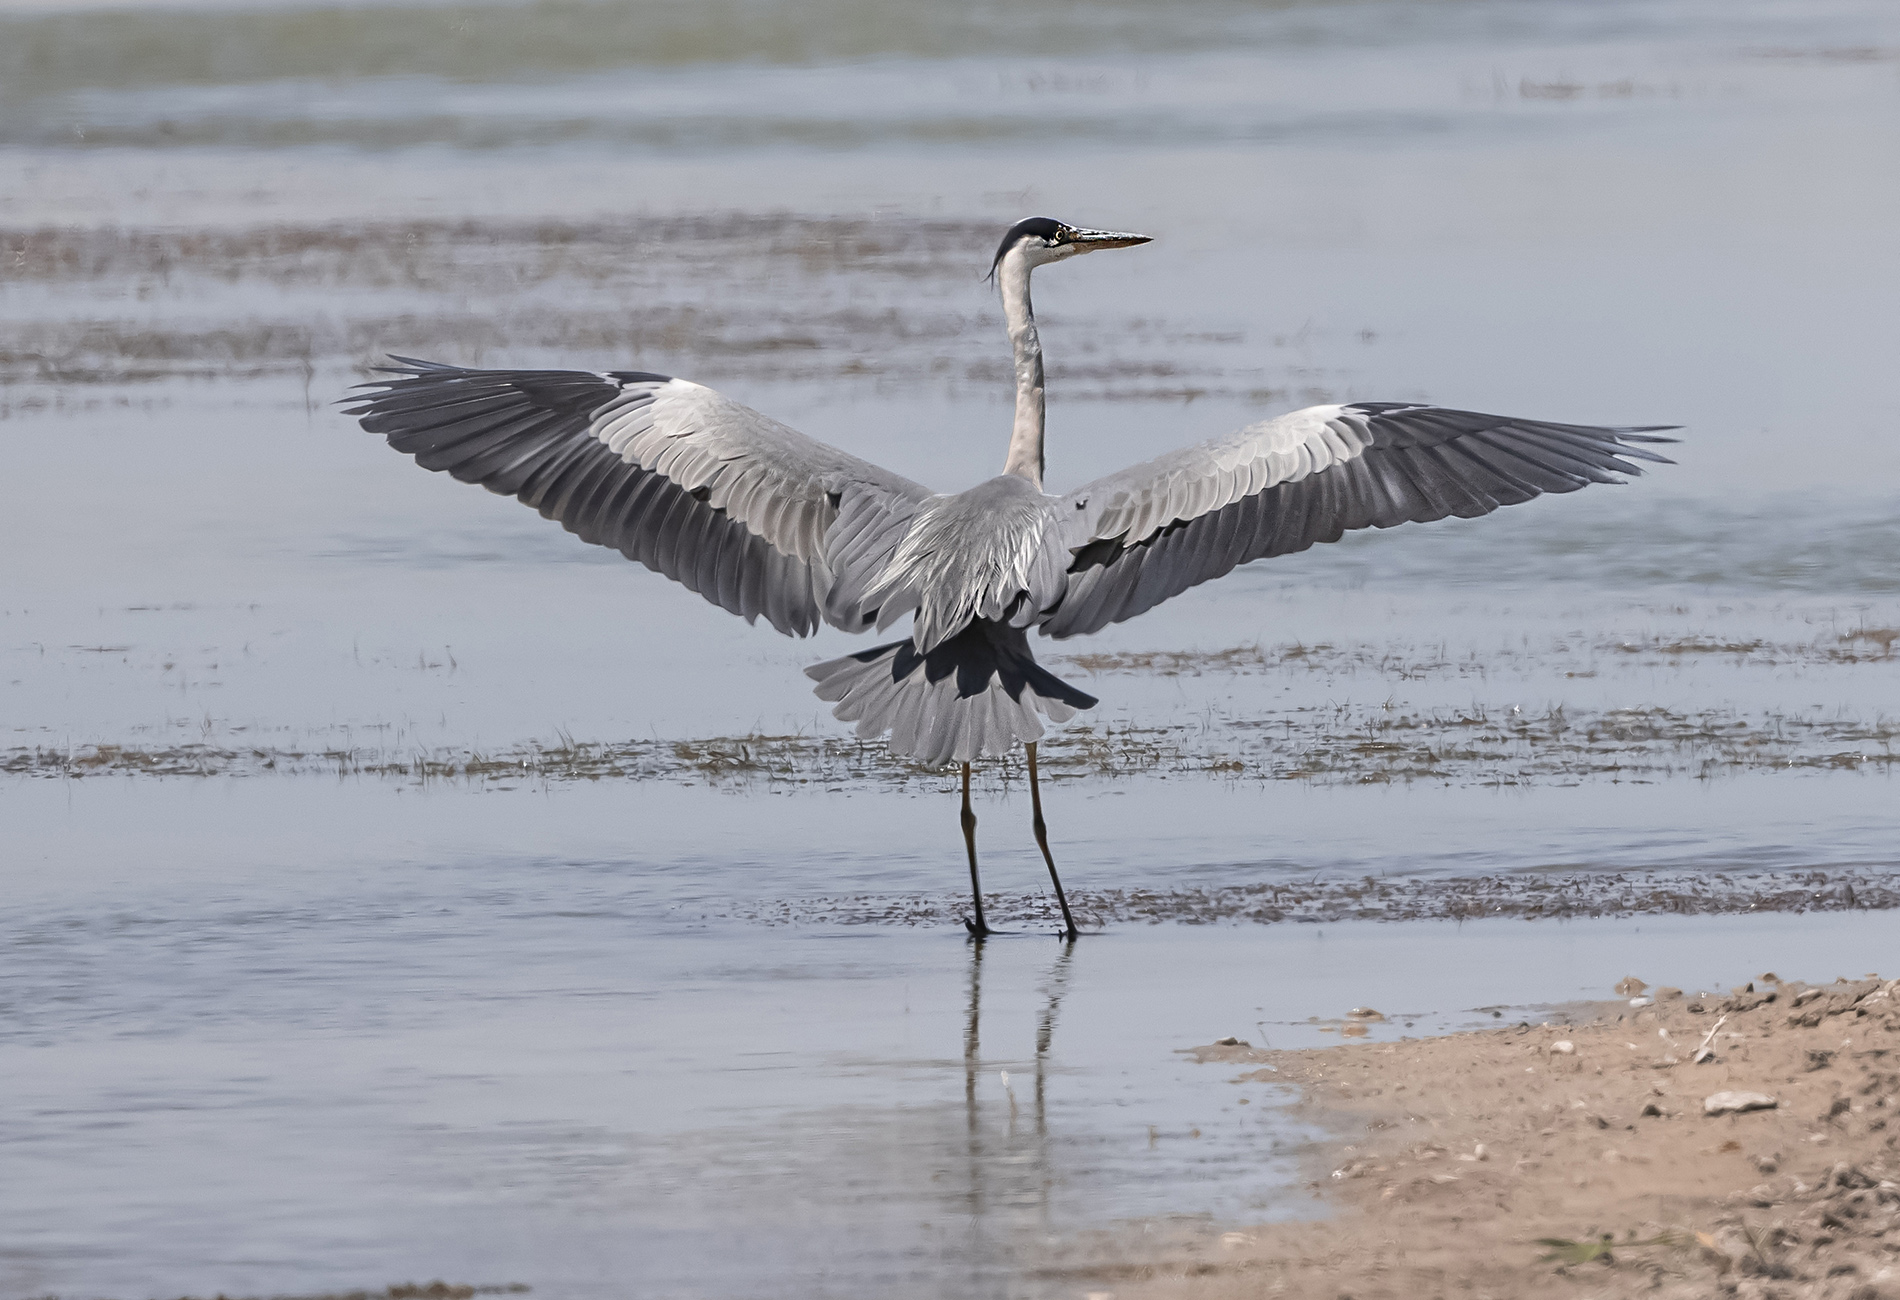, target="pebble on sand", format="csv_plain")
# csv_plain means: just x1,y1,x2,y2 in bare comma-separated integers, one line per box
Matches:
1550,1041,1576,1055
1704,1090,1778,1116
1346,1007,1386,1021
